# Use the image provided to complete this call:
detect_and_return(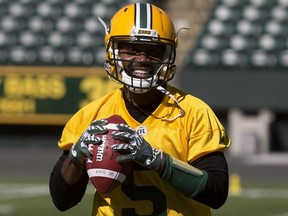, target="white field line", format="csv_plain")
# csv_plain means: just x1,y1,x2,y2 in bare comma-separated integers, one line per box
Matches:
247,188,288,199
269,214,288,216
0,204,14,214
230,188,288,199
0,183,94,201
0,184,48,200
1,183,288,200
